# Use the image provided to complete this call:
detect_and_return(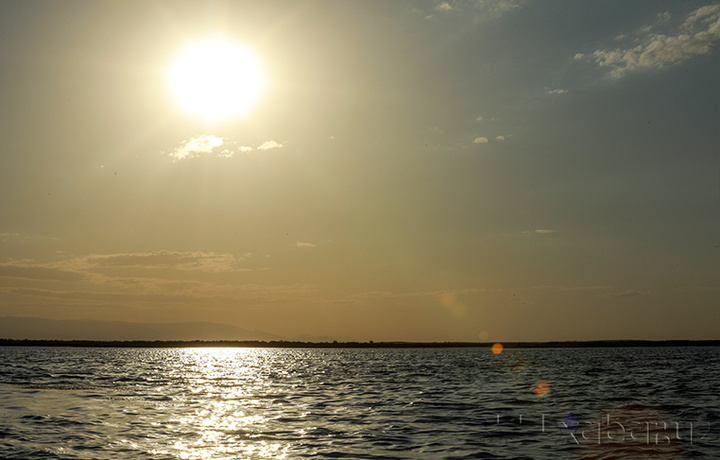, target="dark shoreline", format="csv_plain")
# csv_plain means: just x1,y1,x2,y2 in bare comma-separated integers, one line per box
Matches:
0,339,718,348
